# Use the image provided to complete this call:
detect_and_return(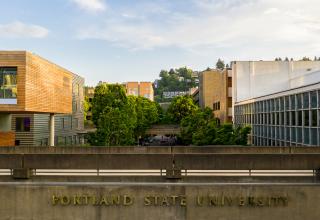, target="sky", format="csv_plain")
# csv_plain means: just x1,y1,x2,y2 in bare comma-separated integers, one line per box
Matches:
1,0,320,86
